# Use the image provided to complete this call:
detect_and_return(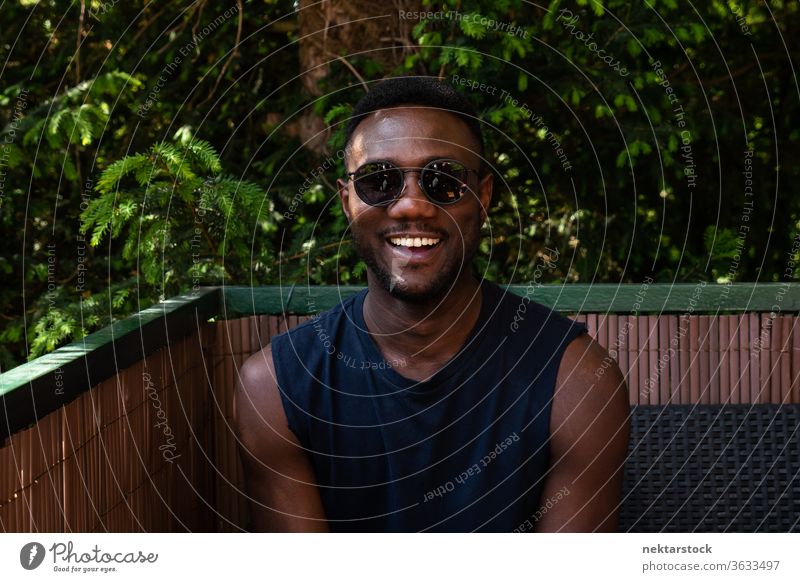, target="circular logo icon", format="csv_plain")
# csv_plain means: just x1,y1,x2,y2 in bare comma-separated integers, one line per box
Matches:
20,542,46,570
